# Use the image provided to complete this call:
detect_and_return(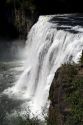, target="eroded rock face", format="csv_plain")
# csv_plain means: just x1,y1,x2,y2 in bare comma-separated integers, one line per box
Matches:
0,0,36,40
48,64,83,125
